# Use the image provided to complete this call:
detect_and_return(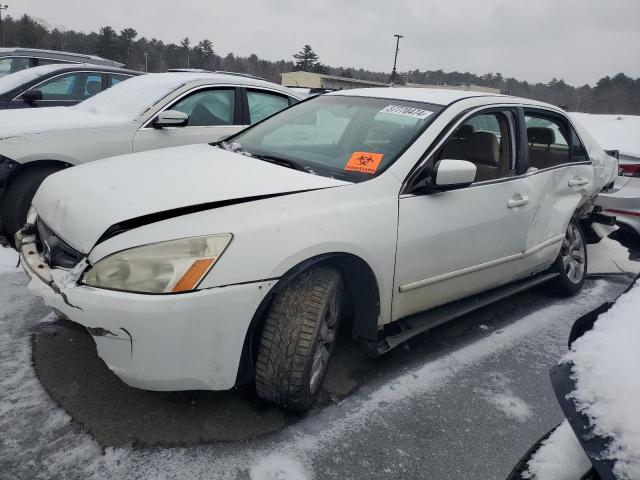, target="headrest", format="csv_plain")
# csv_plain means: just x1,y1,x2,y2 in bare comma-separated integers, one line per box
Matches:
527,127,555,145
86,81,101,96
468,131,500,166
441,131,499,167
456,124,475,139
